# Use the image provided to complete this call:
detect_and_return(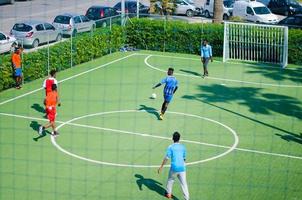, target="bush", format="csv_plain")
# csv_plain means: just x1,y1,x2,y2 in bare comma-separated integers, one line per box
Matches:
0,26,124,91
125,18,224,56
